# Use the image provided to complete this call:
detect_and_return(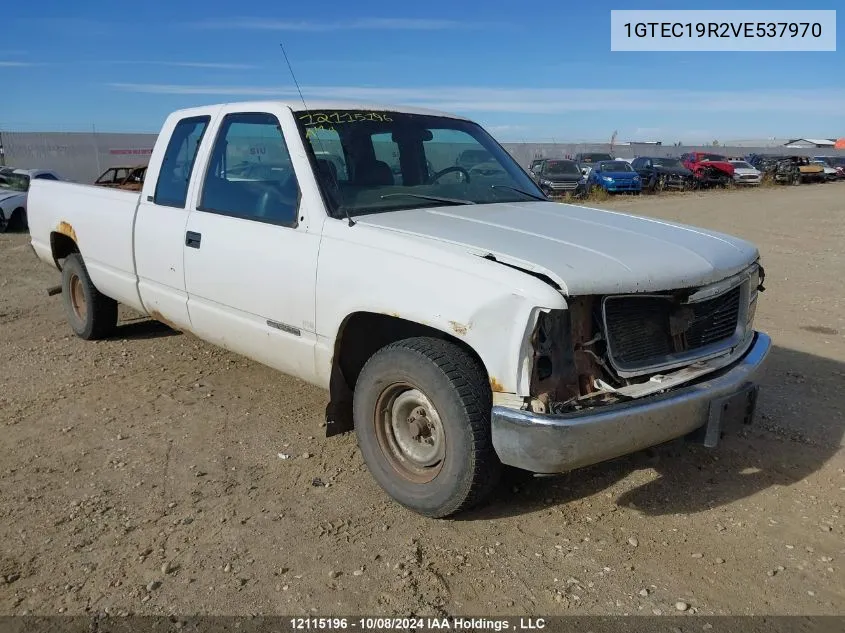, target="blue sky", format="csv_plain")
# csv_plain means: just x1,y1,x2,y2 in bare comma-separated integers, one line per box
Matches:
1,0,842,142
